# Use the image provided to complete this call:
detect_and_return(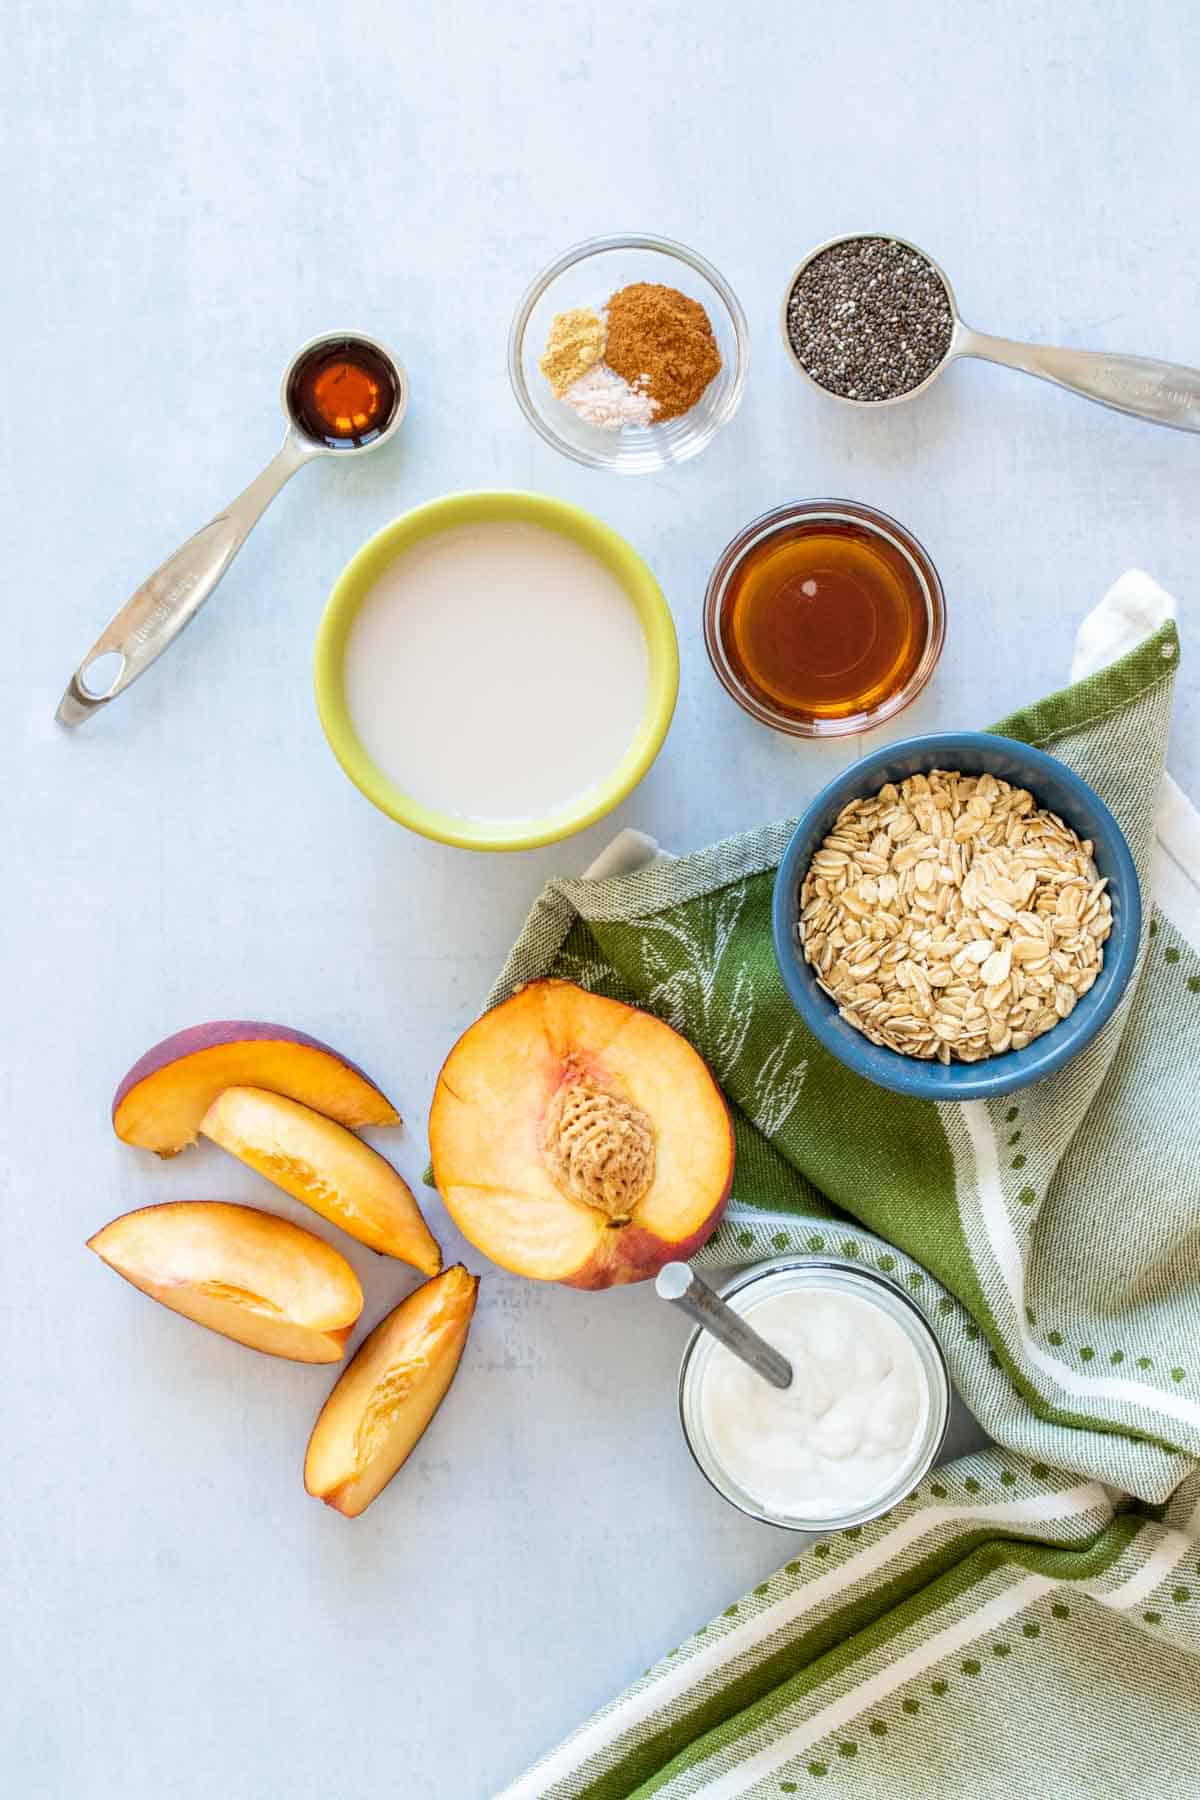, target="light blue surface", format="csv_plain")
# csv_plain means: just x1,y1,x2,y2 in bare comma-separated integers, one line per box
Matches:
772,733,1142,1098
3,3,1199,1797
